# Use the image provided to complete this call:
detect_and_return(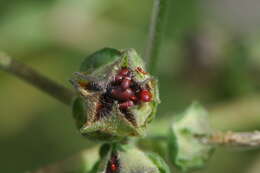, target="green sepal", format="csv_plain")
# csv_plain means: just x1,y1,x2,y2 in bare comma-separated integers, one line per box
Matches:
79,107,144,141
72,97,86,130
80,48,121,73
